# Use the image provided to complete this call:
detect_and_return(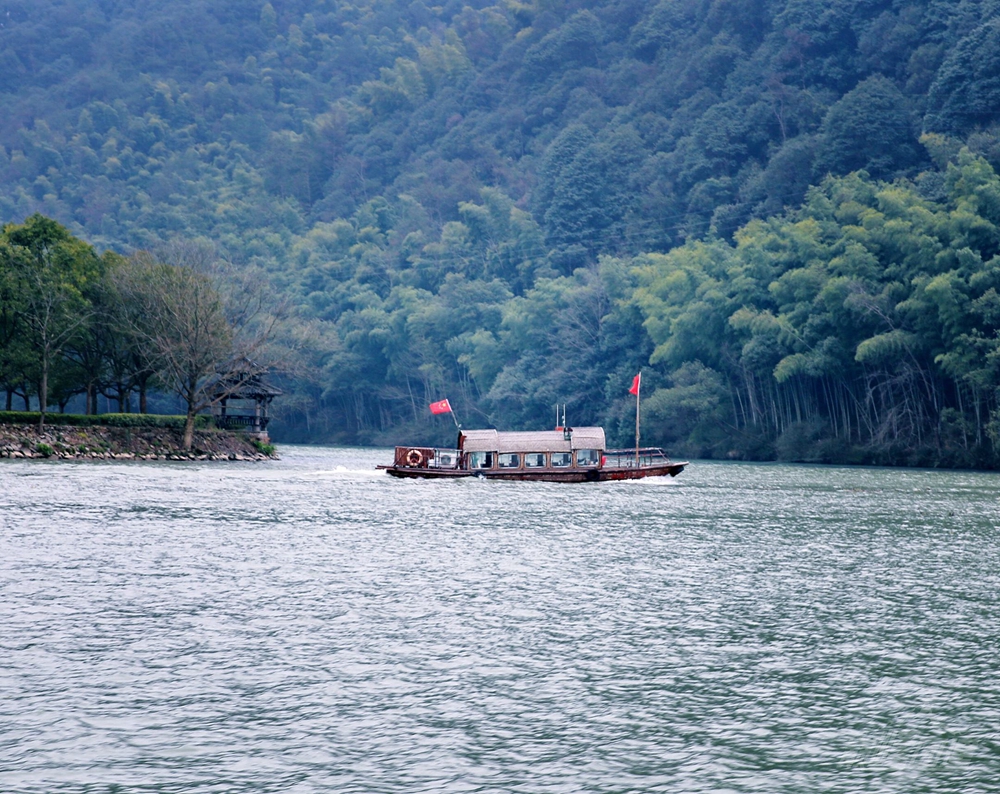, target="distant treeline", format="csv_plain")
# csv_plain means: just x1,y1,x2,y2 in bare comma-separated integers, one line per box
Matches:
4,0,998,263
15,149,1000,465
8,1,1000,463
272,150,1000,468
